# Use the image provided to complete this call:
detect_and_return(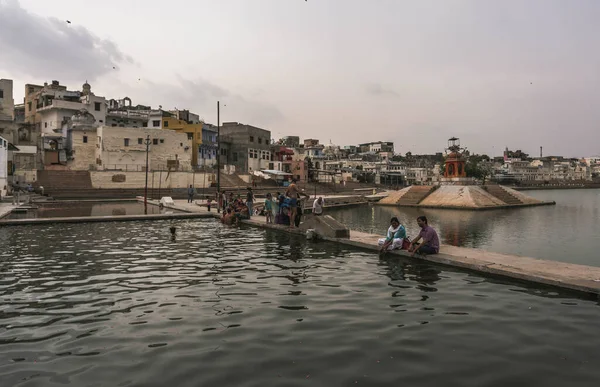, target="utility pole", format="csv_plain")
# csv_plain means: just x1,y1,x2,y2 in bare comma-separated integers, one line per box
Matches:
216,101,220,193
144,134,150,213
